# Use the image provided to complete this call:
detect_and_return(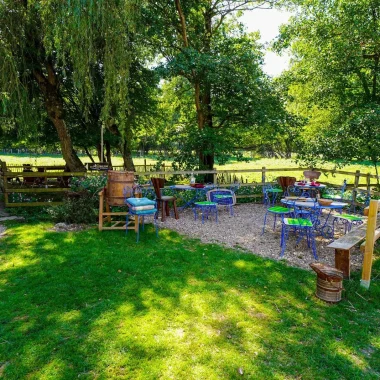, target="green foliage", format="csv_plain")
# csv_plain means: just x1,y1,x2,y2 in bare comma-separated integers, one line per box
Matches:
47,192,98,224
47,175,107,224
69,175,107,196
276,0,380,172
